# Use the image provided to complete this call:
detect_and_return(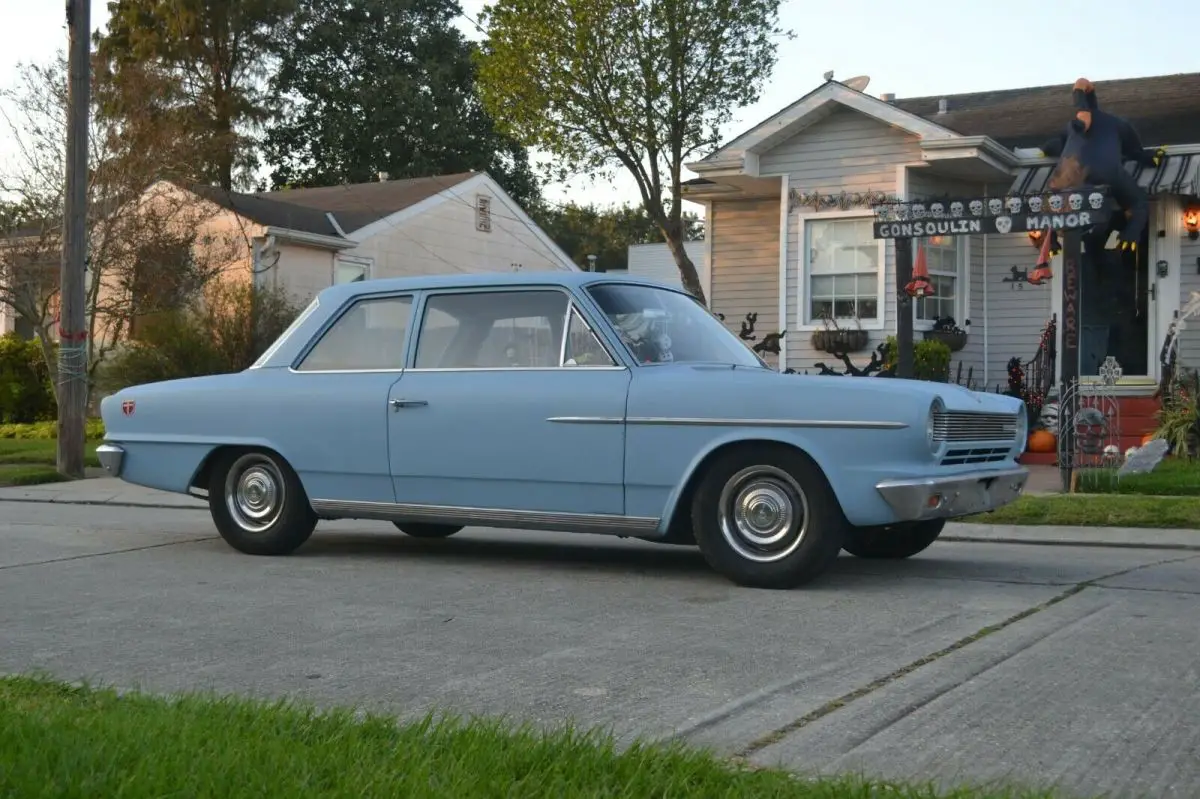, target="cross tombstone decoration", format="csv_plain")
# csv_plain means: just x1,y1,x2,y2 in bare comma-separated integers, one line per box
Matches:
872,187,1112,492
